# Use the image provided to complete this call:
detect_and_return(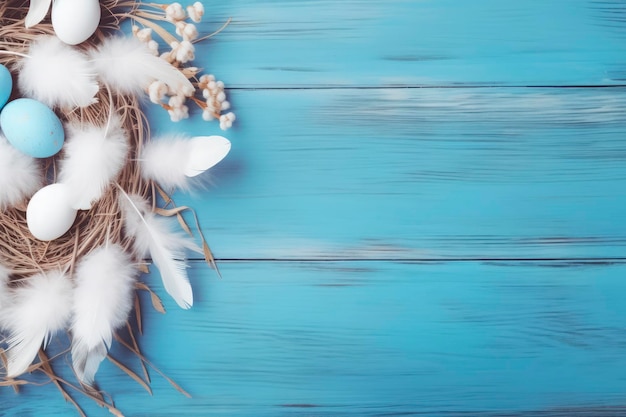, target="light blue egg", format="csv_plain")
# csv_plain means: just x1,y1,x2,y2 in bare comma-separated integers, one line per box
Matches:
0,98,64,158
0,65,12,110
